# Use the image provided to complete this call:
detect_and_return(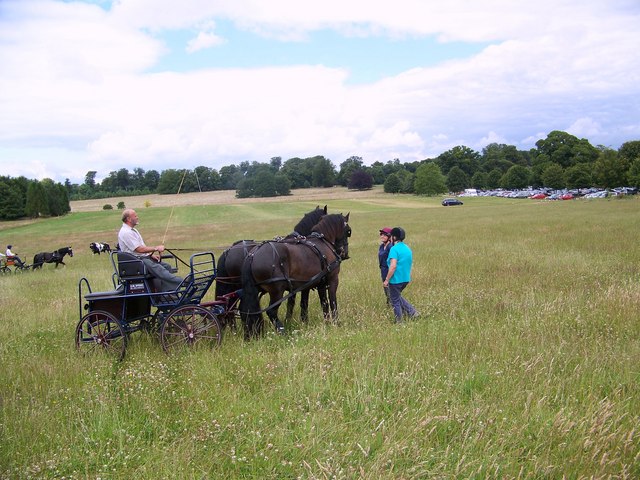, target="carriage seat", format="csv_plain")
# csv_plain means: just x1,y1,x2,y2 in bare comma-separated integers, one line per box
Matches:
115,252,164,292
85,284,125,301
116,252,152,279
